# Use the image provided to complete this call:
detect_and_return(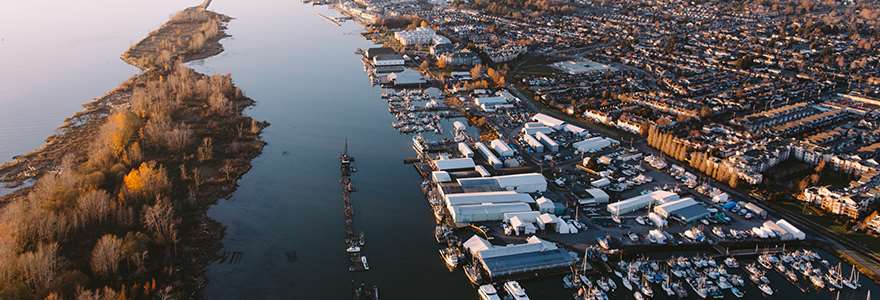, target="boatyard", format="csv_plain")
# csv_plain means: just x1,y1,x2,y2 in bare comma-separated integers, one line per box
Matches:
310,1,880,299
